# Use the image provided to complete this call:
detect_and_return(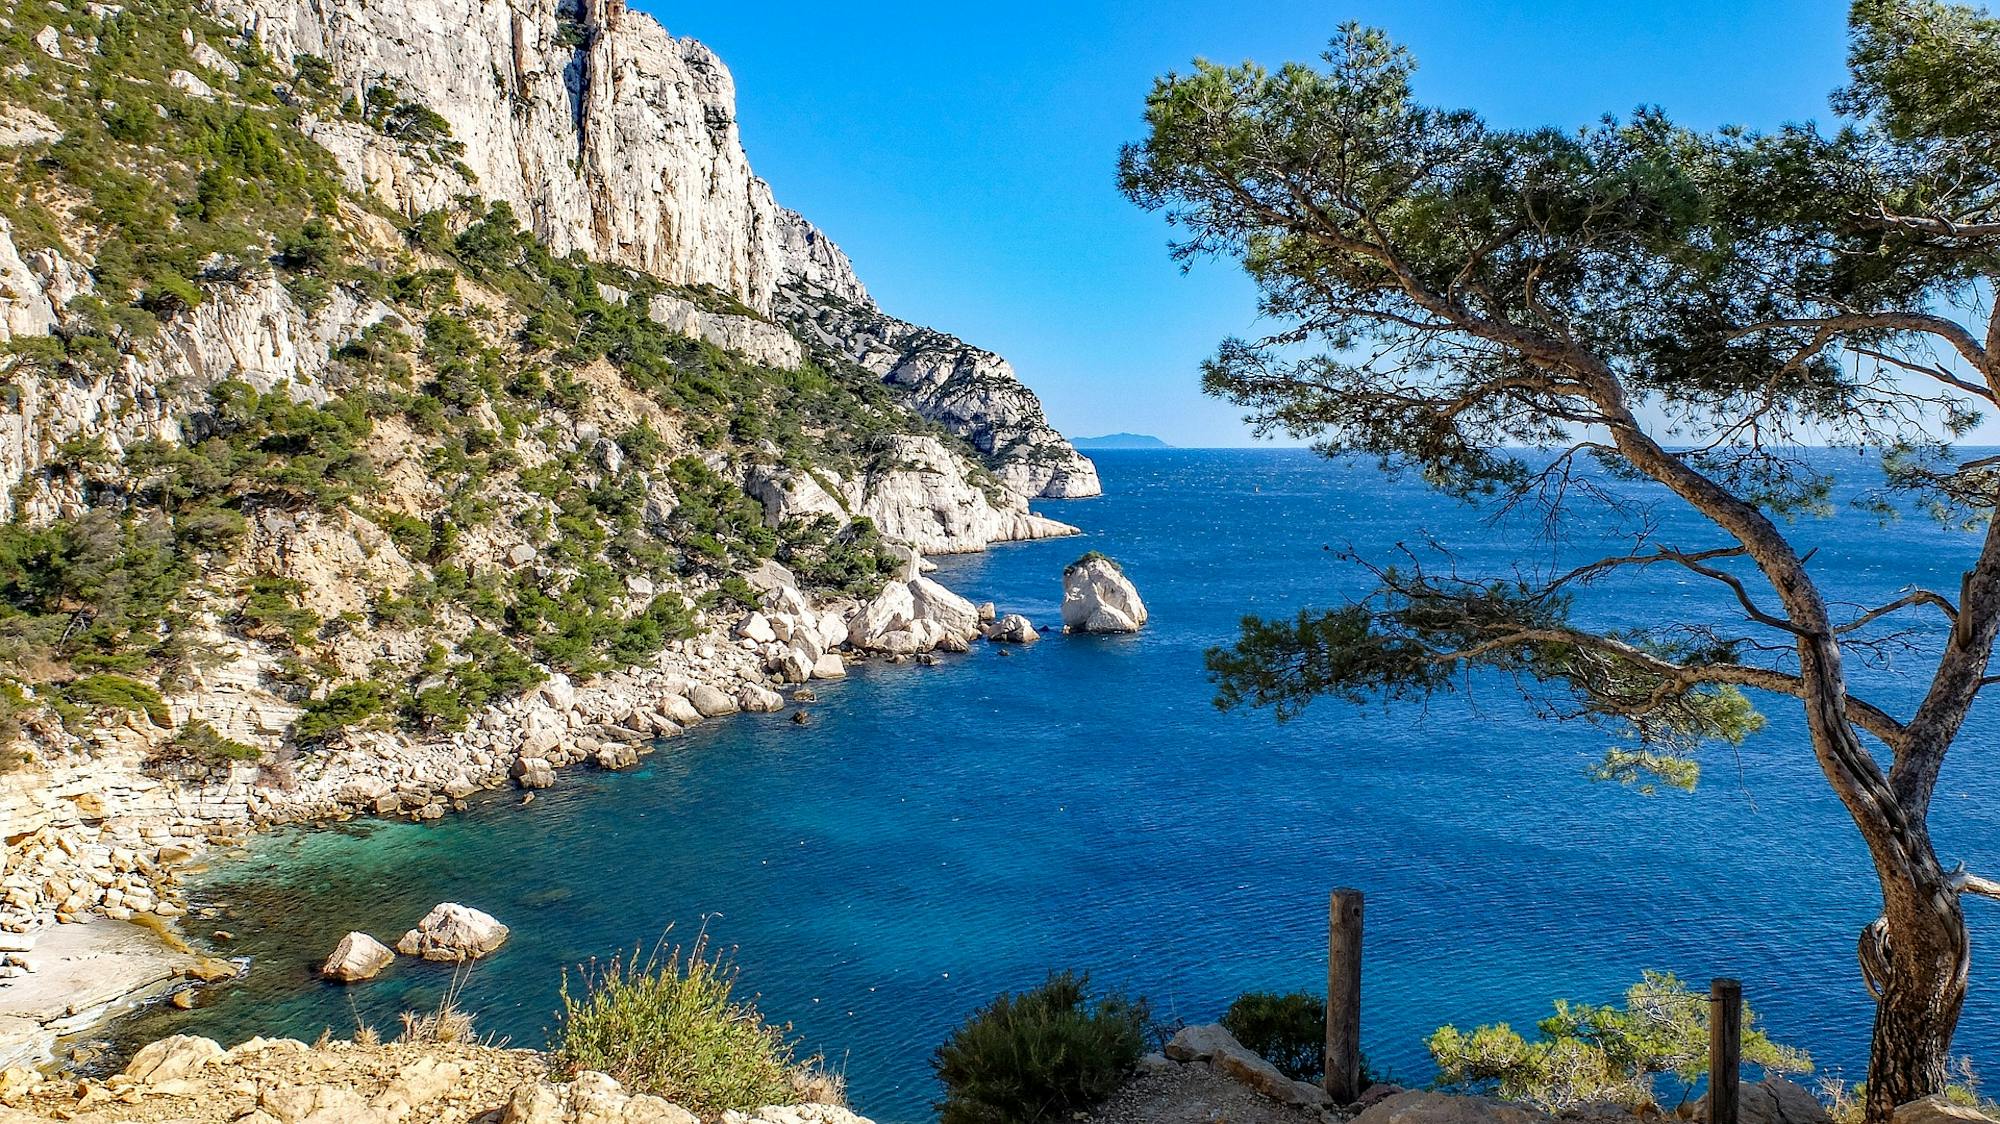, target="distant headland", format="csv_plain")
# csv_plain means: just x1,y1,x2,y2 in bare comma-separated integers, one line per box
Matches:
1073,433,1172,449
